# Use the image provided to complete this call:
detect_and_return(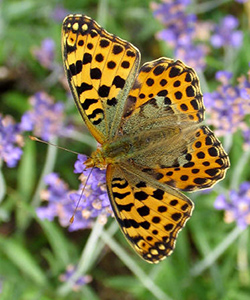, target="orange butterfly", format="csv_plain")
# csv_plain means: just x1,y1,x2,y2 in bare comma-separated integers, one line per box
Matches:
62,14,229,263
